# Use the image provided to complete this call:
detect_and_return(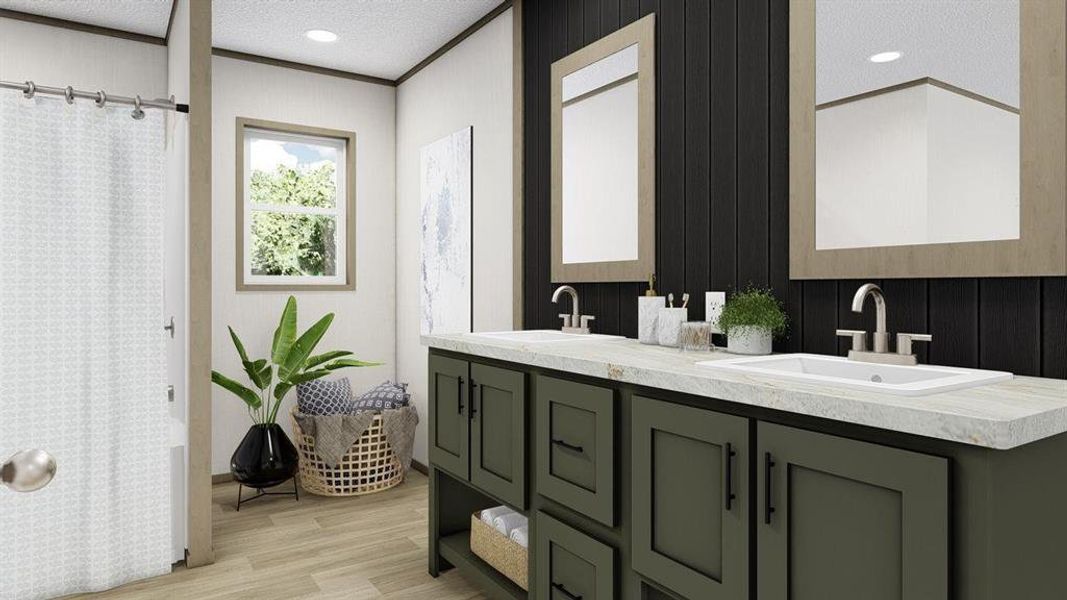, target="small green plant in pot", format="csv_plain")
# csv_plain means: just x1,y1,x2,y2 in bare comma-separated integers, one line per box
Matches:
212,296,381,490
718,287,787,355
